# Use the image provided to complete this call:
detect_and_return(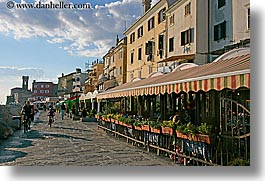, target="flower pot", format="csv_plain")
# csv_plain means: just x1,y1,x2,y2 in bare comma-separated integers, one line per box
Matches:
124,123,133,128
161,127,174,135
150,127,161,134
141,125,150,131
119,121,124,126
114,119,119,124
134,125,142,131
196,134,214,144
176,131,214,144
176,131,189,139
105,118,111,122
